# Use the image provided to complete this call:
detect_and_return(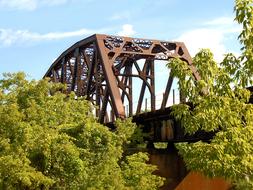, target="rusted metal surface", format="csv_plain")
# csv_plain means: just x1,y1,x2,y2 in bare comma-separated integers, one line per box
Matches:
175,172,231,190
147,148,230,190
148,148,187,190
44,34,200,123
